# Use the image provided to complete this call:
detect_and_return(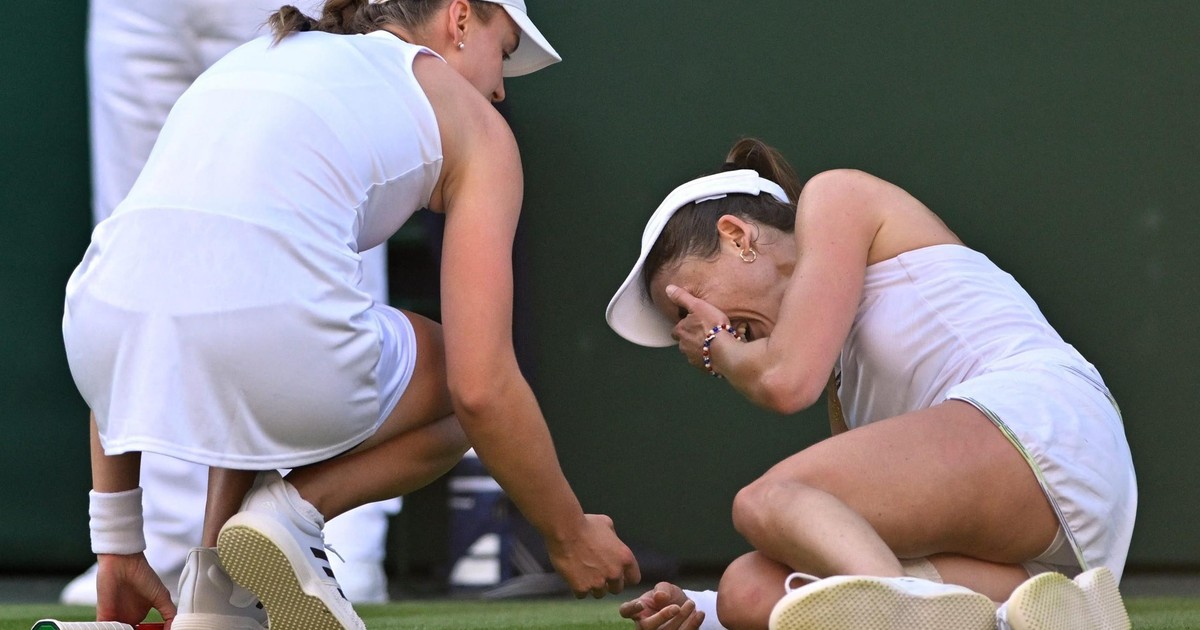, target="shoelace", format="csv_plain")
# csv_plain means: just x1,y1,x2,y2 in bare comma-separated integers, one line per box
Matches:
323,543,346,564
783,572,822,594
